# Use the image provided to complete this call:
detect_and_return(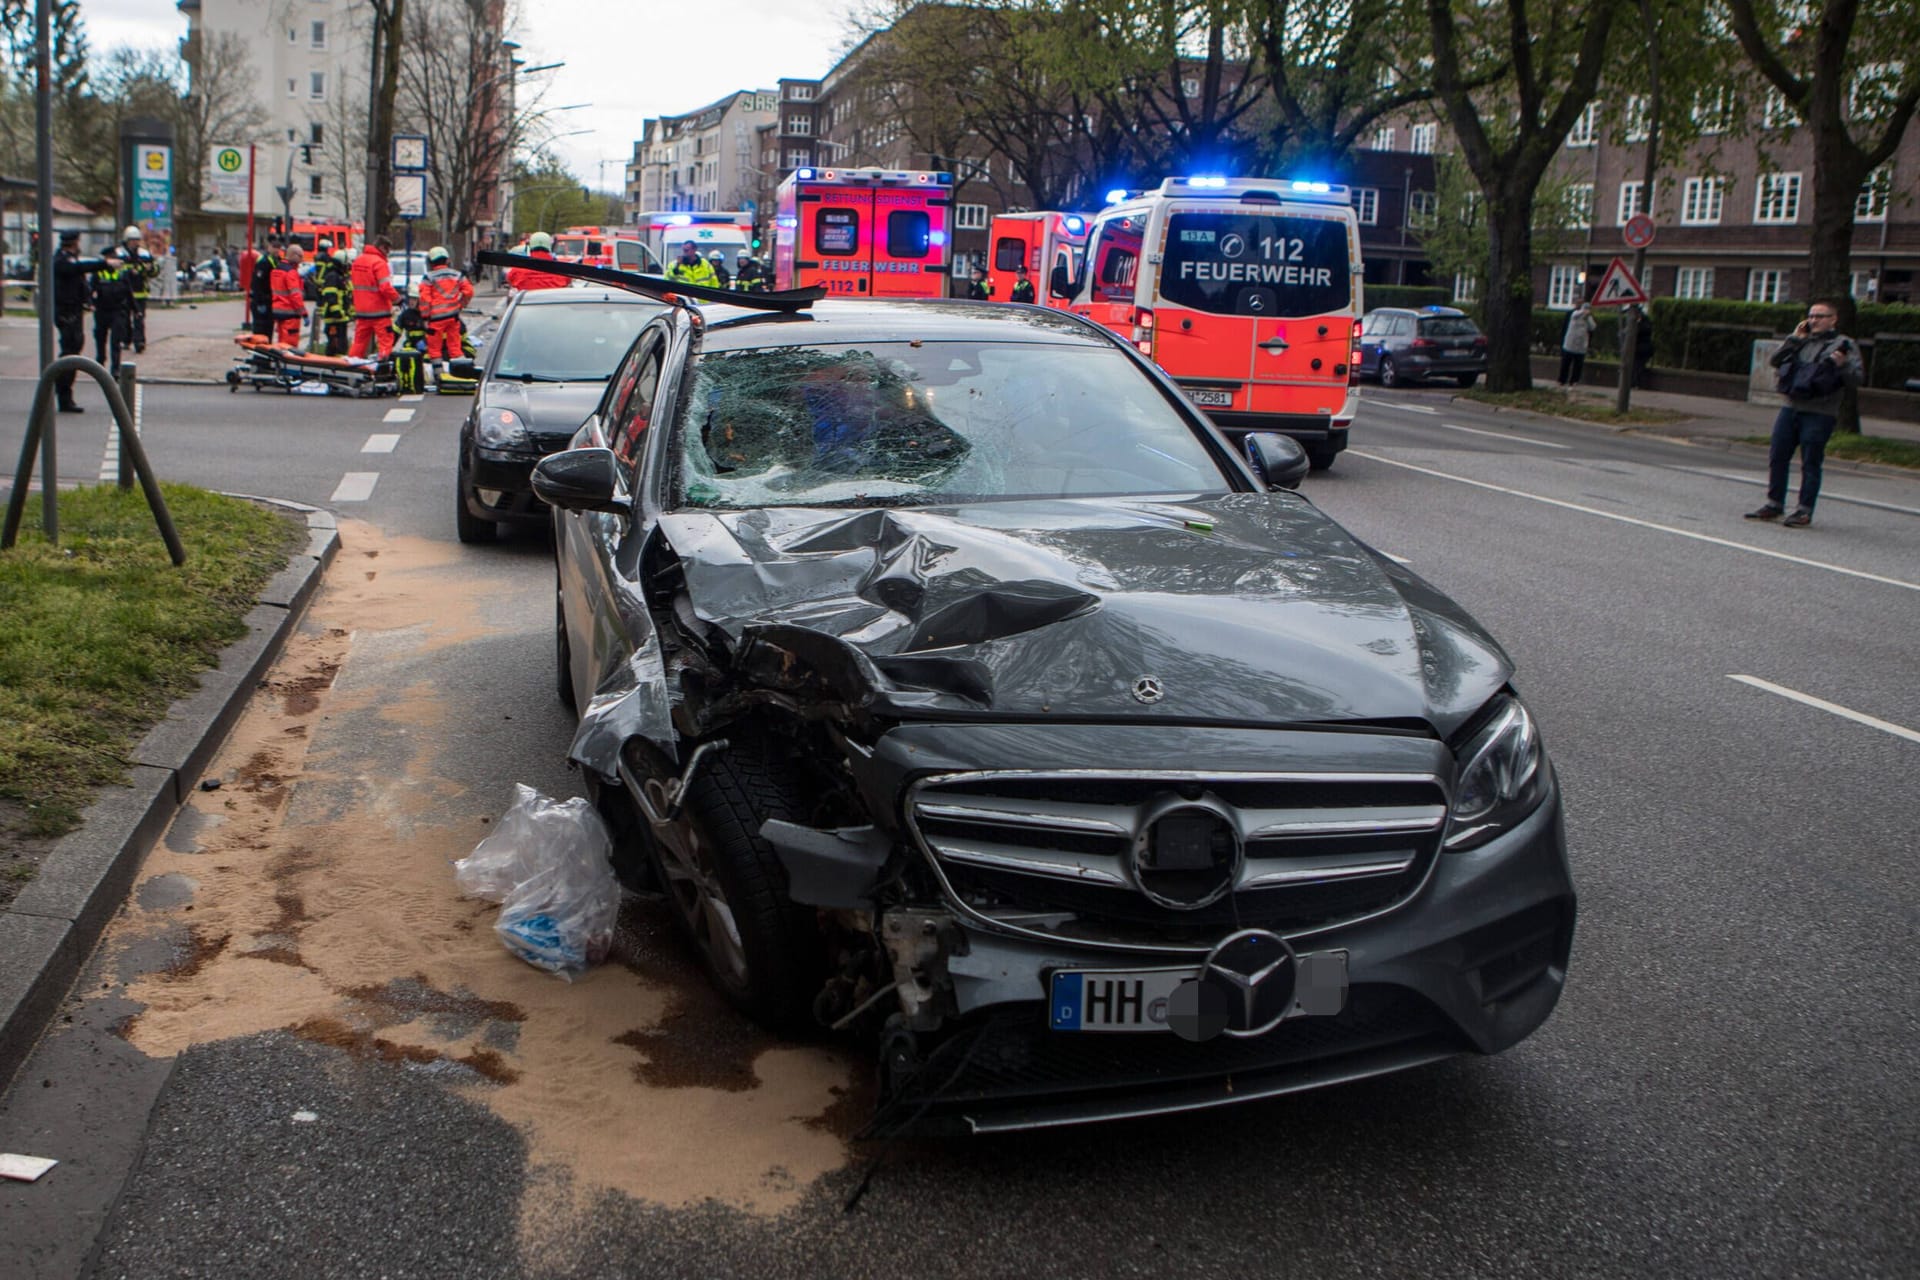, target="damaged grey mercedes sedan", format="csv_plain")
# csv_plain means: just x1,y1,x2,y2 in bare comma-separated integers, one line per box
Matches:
534,297,1574,1134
